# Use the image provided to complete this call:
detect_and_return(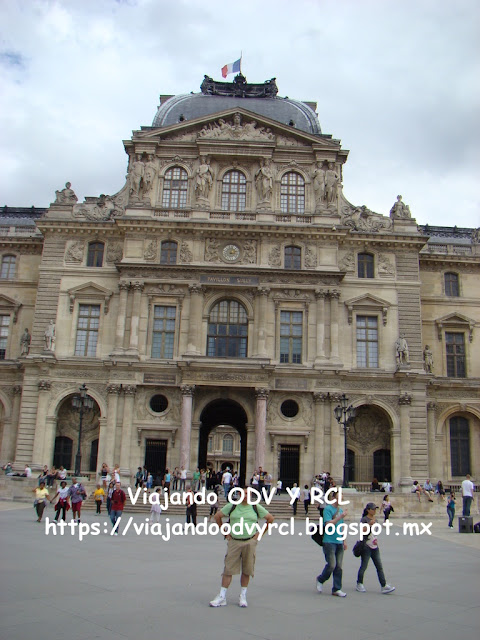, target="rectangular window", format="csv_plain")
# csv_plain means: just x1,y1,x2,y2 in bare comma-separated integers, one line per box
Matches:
75,305,100,356
280,311,303,364
356,316,378,368
0,315,9,359
446,332,465,377
152,306,176,358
